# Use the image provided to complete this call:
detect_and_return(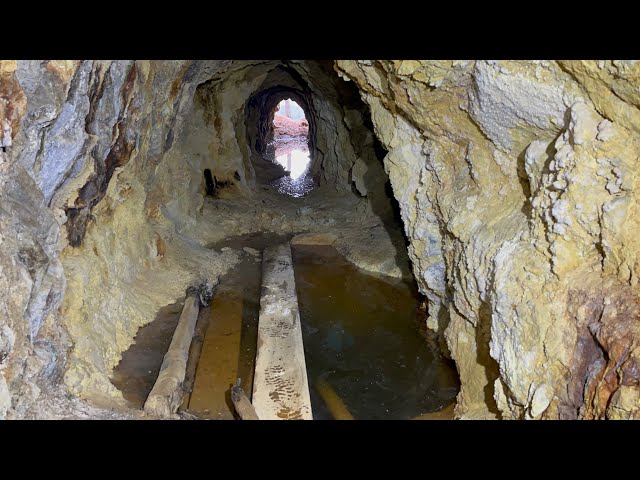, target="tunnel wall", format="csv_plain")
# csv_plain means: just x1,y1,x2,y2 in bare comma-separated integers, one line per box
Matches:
0,60,241,413
336,60,640,420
